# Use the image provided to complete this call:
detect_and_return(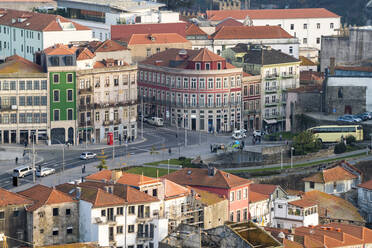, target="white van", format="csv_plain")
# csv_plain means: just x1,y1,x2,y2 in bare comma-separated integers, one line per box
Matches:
13,165,34,178
148,117,164,127
232,130,246,140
